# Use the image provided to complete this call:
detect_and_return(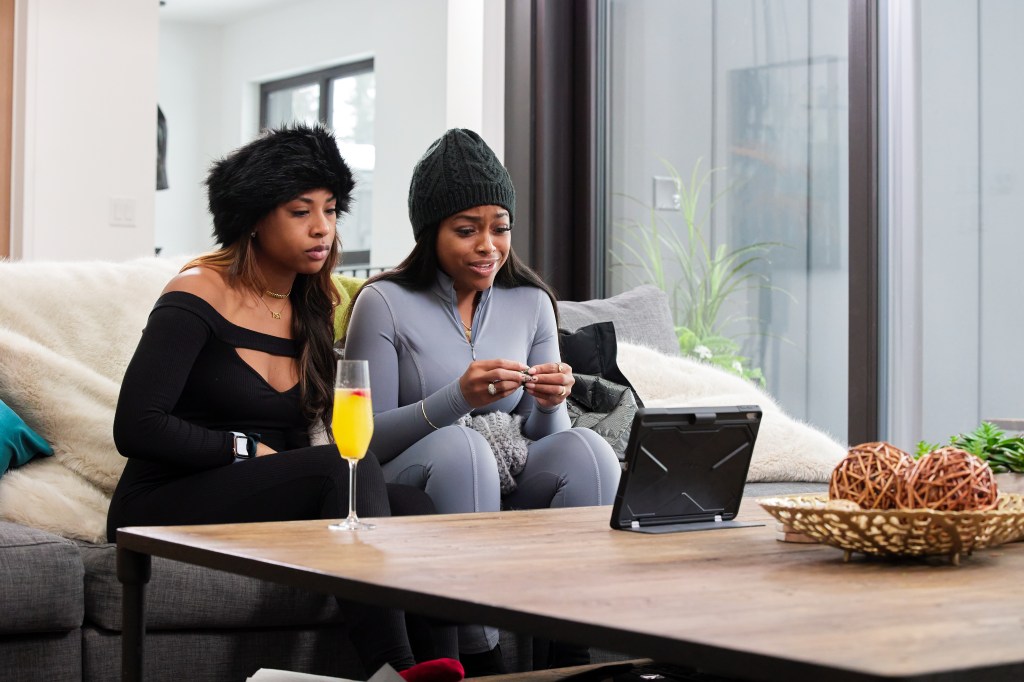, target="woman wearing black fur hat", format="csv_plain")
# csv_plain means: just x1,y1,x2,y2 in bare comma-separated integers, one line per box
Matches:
107,124,463,682
344,128,620,673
